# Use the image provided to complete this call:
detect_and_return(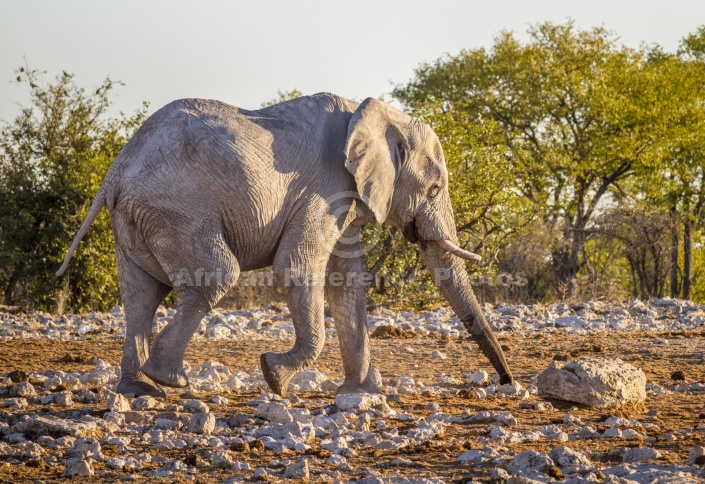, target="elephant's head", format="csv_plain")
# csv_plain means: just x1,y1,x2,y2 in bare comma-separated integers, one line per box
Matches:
344,97,514,384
